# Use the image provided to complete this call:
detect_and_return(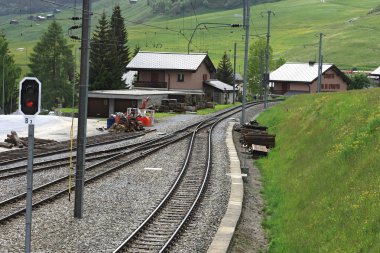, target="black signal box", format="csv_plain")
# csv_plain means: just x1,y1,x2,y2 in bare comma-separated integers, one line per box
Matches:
19,77,41,116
